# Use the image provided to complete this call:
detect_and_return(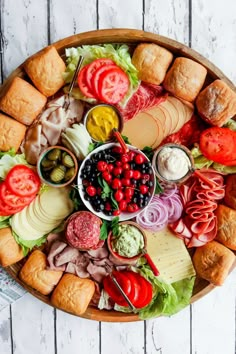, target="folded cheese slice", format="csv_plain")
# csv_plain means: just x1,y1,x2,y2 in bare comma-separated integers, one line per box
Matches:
146,226,196,283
